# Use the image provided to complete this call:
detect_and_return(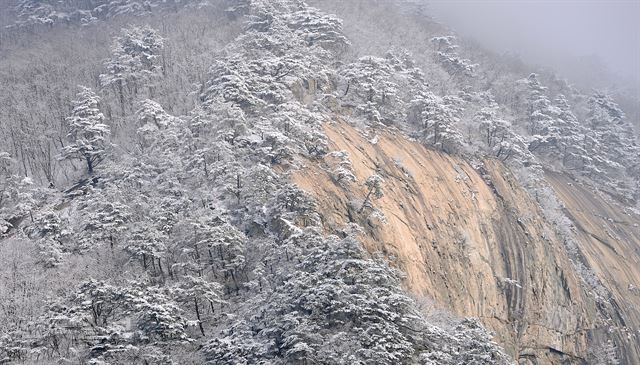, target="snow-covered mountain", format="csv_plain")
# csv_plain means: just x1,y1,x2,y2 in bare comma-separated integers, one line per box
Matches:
0,1,639,364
